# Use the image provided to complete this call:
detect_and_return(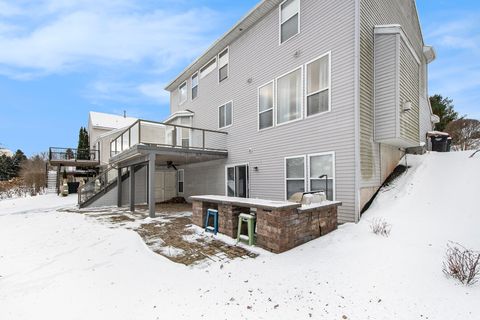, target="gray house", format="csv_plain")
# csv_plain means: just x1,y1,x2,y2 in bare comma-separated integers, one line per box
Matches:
78,0,436,224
